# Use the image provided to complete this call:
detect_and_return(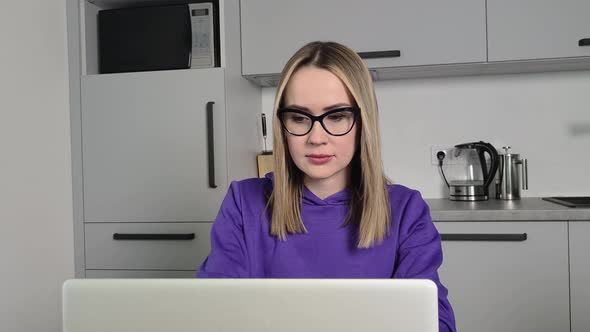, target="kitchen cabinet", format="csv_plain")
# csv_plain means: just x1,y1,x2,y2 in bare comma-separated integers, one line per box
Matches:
487,0,590,61
67,0,261,278
570,221,590,332
84,222,212,271
240,0,486,77
241,0,590,86
81,68,227,222
434,221,570,332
